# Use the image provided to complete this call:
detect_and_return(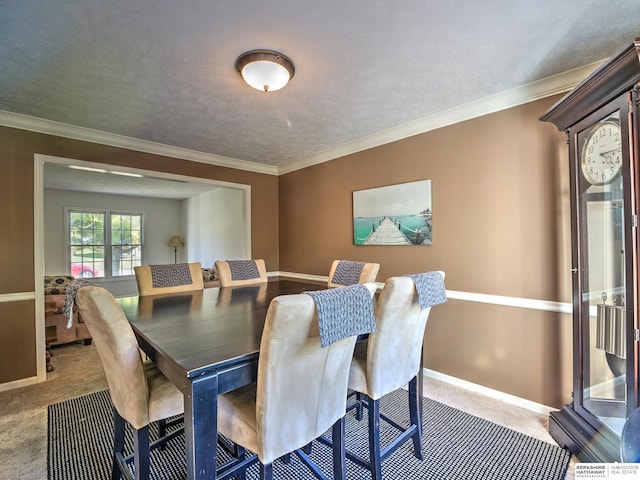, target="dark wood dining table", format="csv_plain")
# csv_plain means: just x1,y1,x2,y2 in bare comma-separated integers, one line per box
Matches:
117,278,327,480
